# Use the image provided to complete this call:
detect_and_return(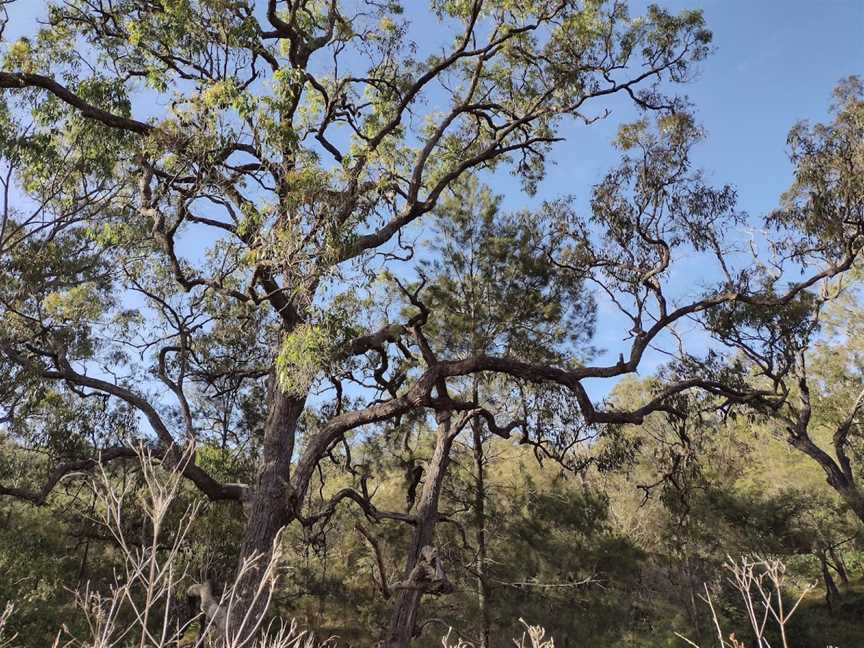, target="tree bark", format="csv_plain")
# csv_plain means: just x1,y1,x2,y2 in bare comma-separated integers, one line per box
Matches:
684,551,701,637
386,415,458,648
819,550,841,613
790,432,864,526
232,384,305,638
843,489,864,526
829,547,850,586
471,393,491,648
